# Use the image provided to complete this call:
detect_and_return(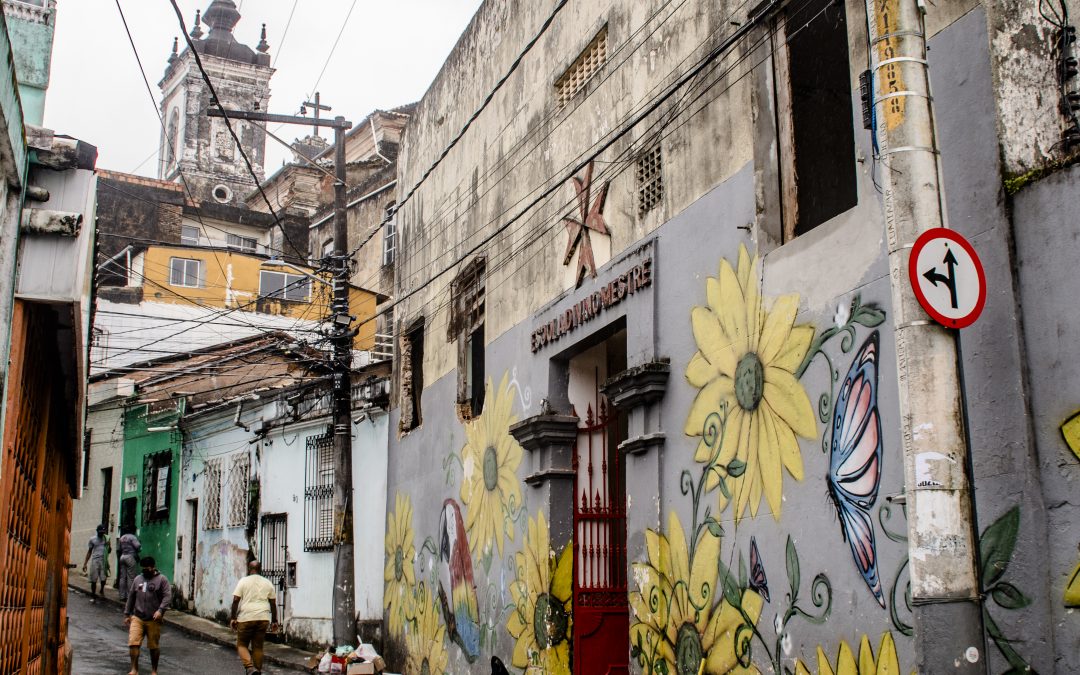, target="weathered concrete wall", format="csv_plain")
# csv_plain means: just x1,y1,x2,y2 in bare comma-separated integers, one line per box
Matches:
1011,161,1080,671
70,392,128,568
176,408,256,617
395,0,758,387
930,7,1055,672
385,0,1063,673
